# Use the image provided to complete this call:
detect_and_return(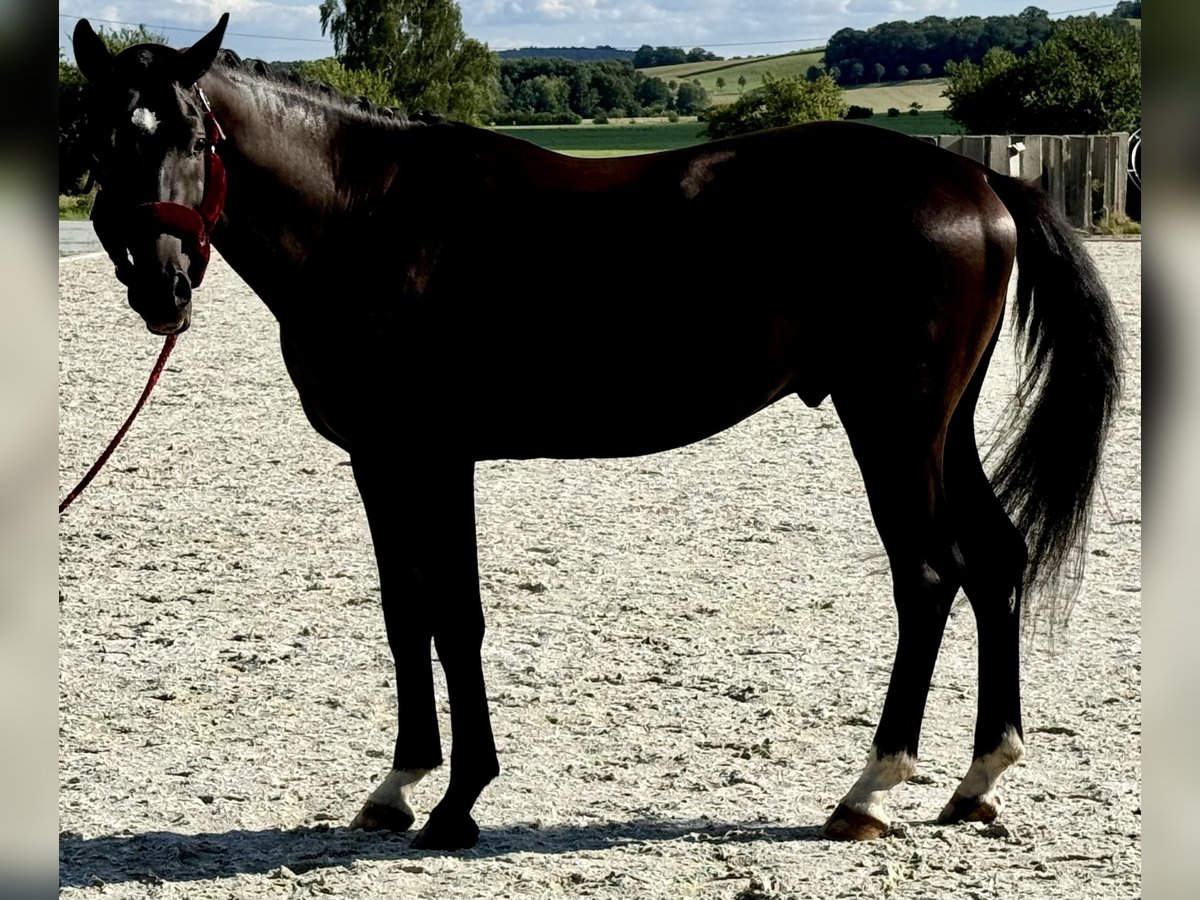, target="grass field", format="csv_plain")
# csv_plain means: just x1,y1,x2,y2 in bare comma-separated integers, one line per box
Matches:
638,51,950,112
494,122,709,152
58,193,93,220
494,111,961,155
843,79,950,112
640,50,826,105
